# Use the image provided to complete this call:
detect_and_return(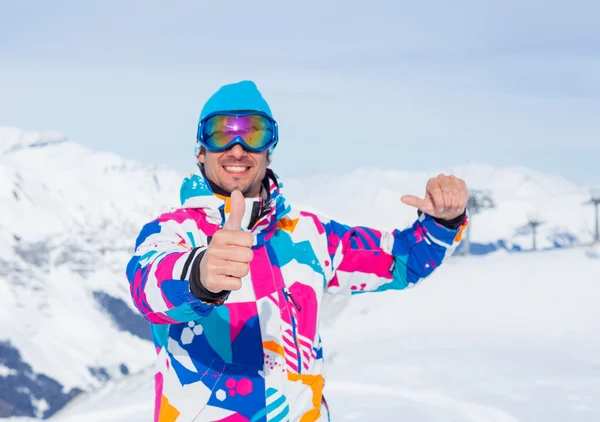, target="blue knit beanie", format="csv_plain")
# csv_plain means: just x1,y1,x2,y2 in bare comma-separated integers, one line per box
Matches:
199,80,273,121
